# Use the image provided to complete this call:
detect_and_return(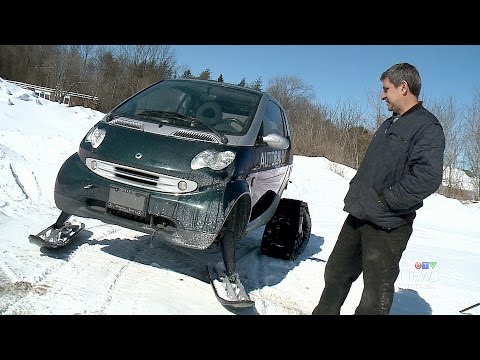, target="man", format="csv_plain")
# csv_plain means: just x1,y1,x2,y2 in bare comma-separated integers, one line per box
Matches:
312,63,445,315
